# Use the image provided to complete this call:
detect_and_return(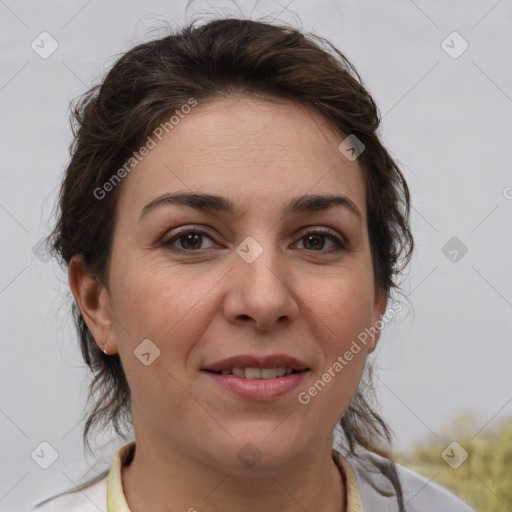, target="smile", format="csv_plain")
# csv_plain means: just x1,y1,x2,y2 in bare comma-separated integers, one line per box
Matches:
209,367,297,379
202,366,309,400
